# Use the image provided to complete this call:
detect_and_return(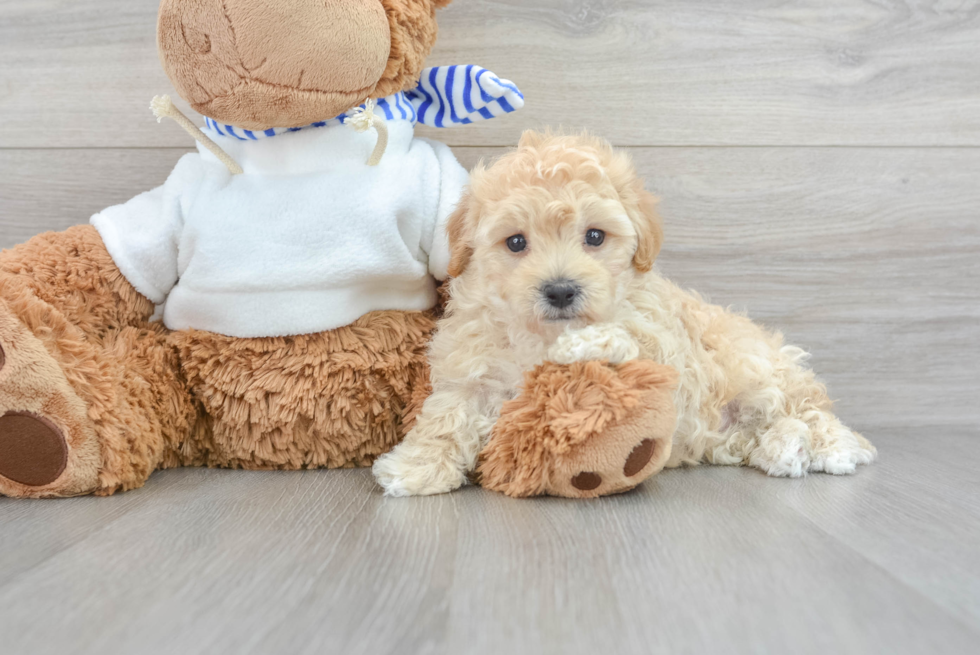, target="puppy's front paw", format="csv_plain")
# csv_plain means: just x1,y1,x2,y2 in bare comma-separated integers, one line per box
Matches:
548,324,640,365
372,441,468,497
